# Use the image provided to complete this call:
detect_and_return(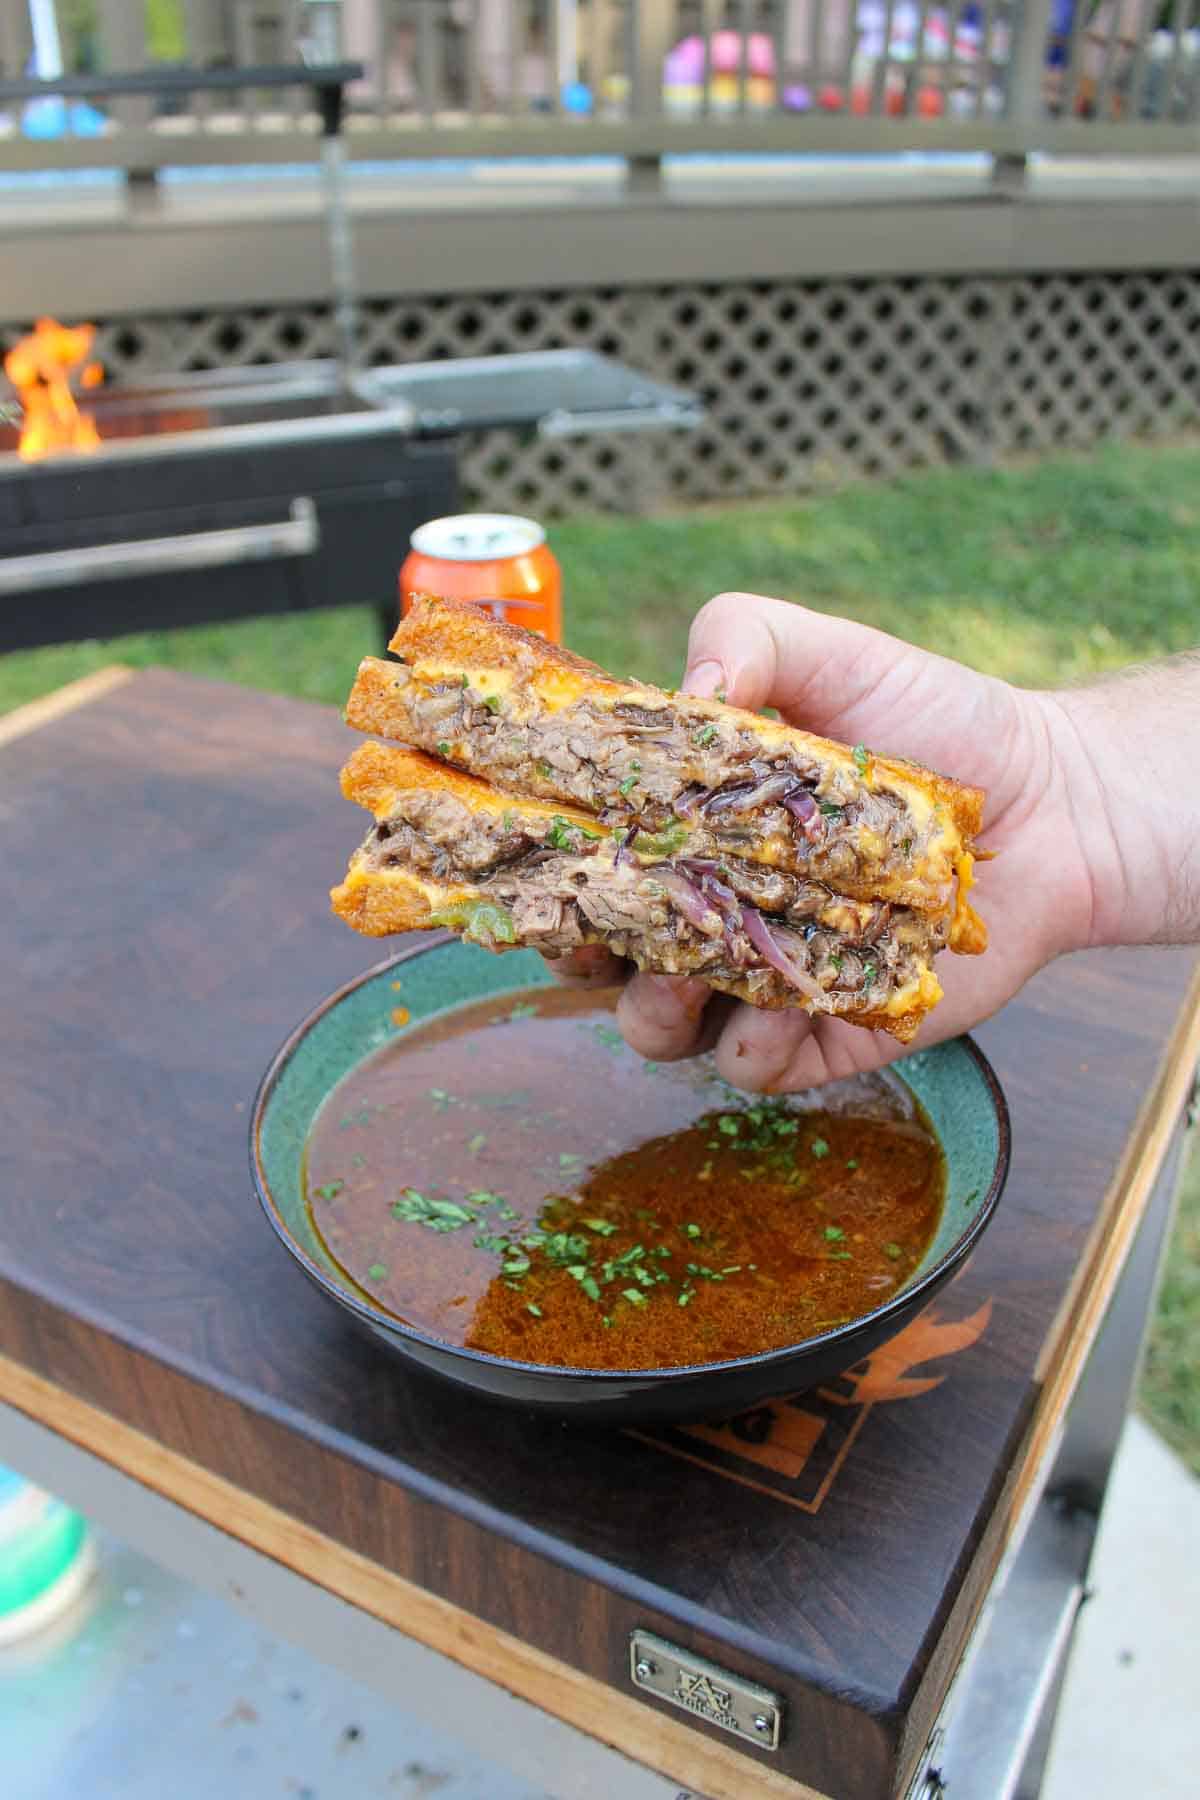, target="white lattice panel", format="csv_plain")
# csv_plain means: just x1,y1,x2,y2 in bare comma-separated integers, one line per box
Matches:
6,271,1200,514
